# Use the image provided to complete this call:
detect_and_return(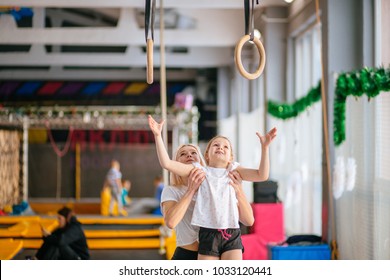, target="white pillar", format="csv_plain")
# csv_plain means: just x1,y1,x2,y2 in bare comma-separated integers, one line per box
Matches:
22,116,29,201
